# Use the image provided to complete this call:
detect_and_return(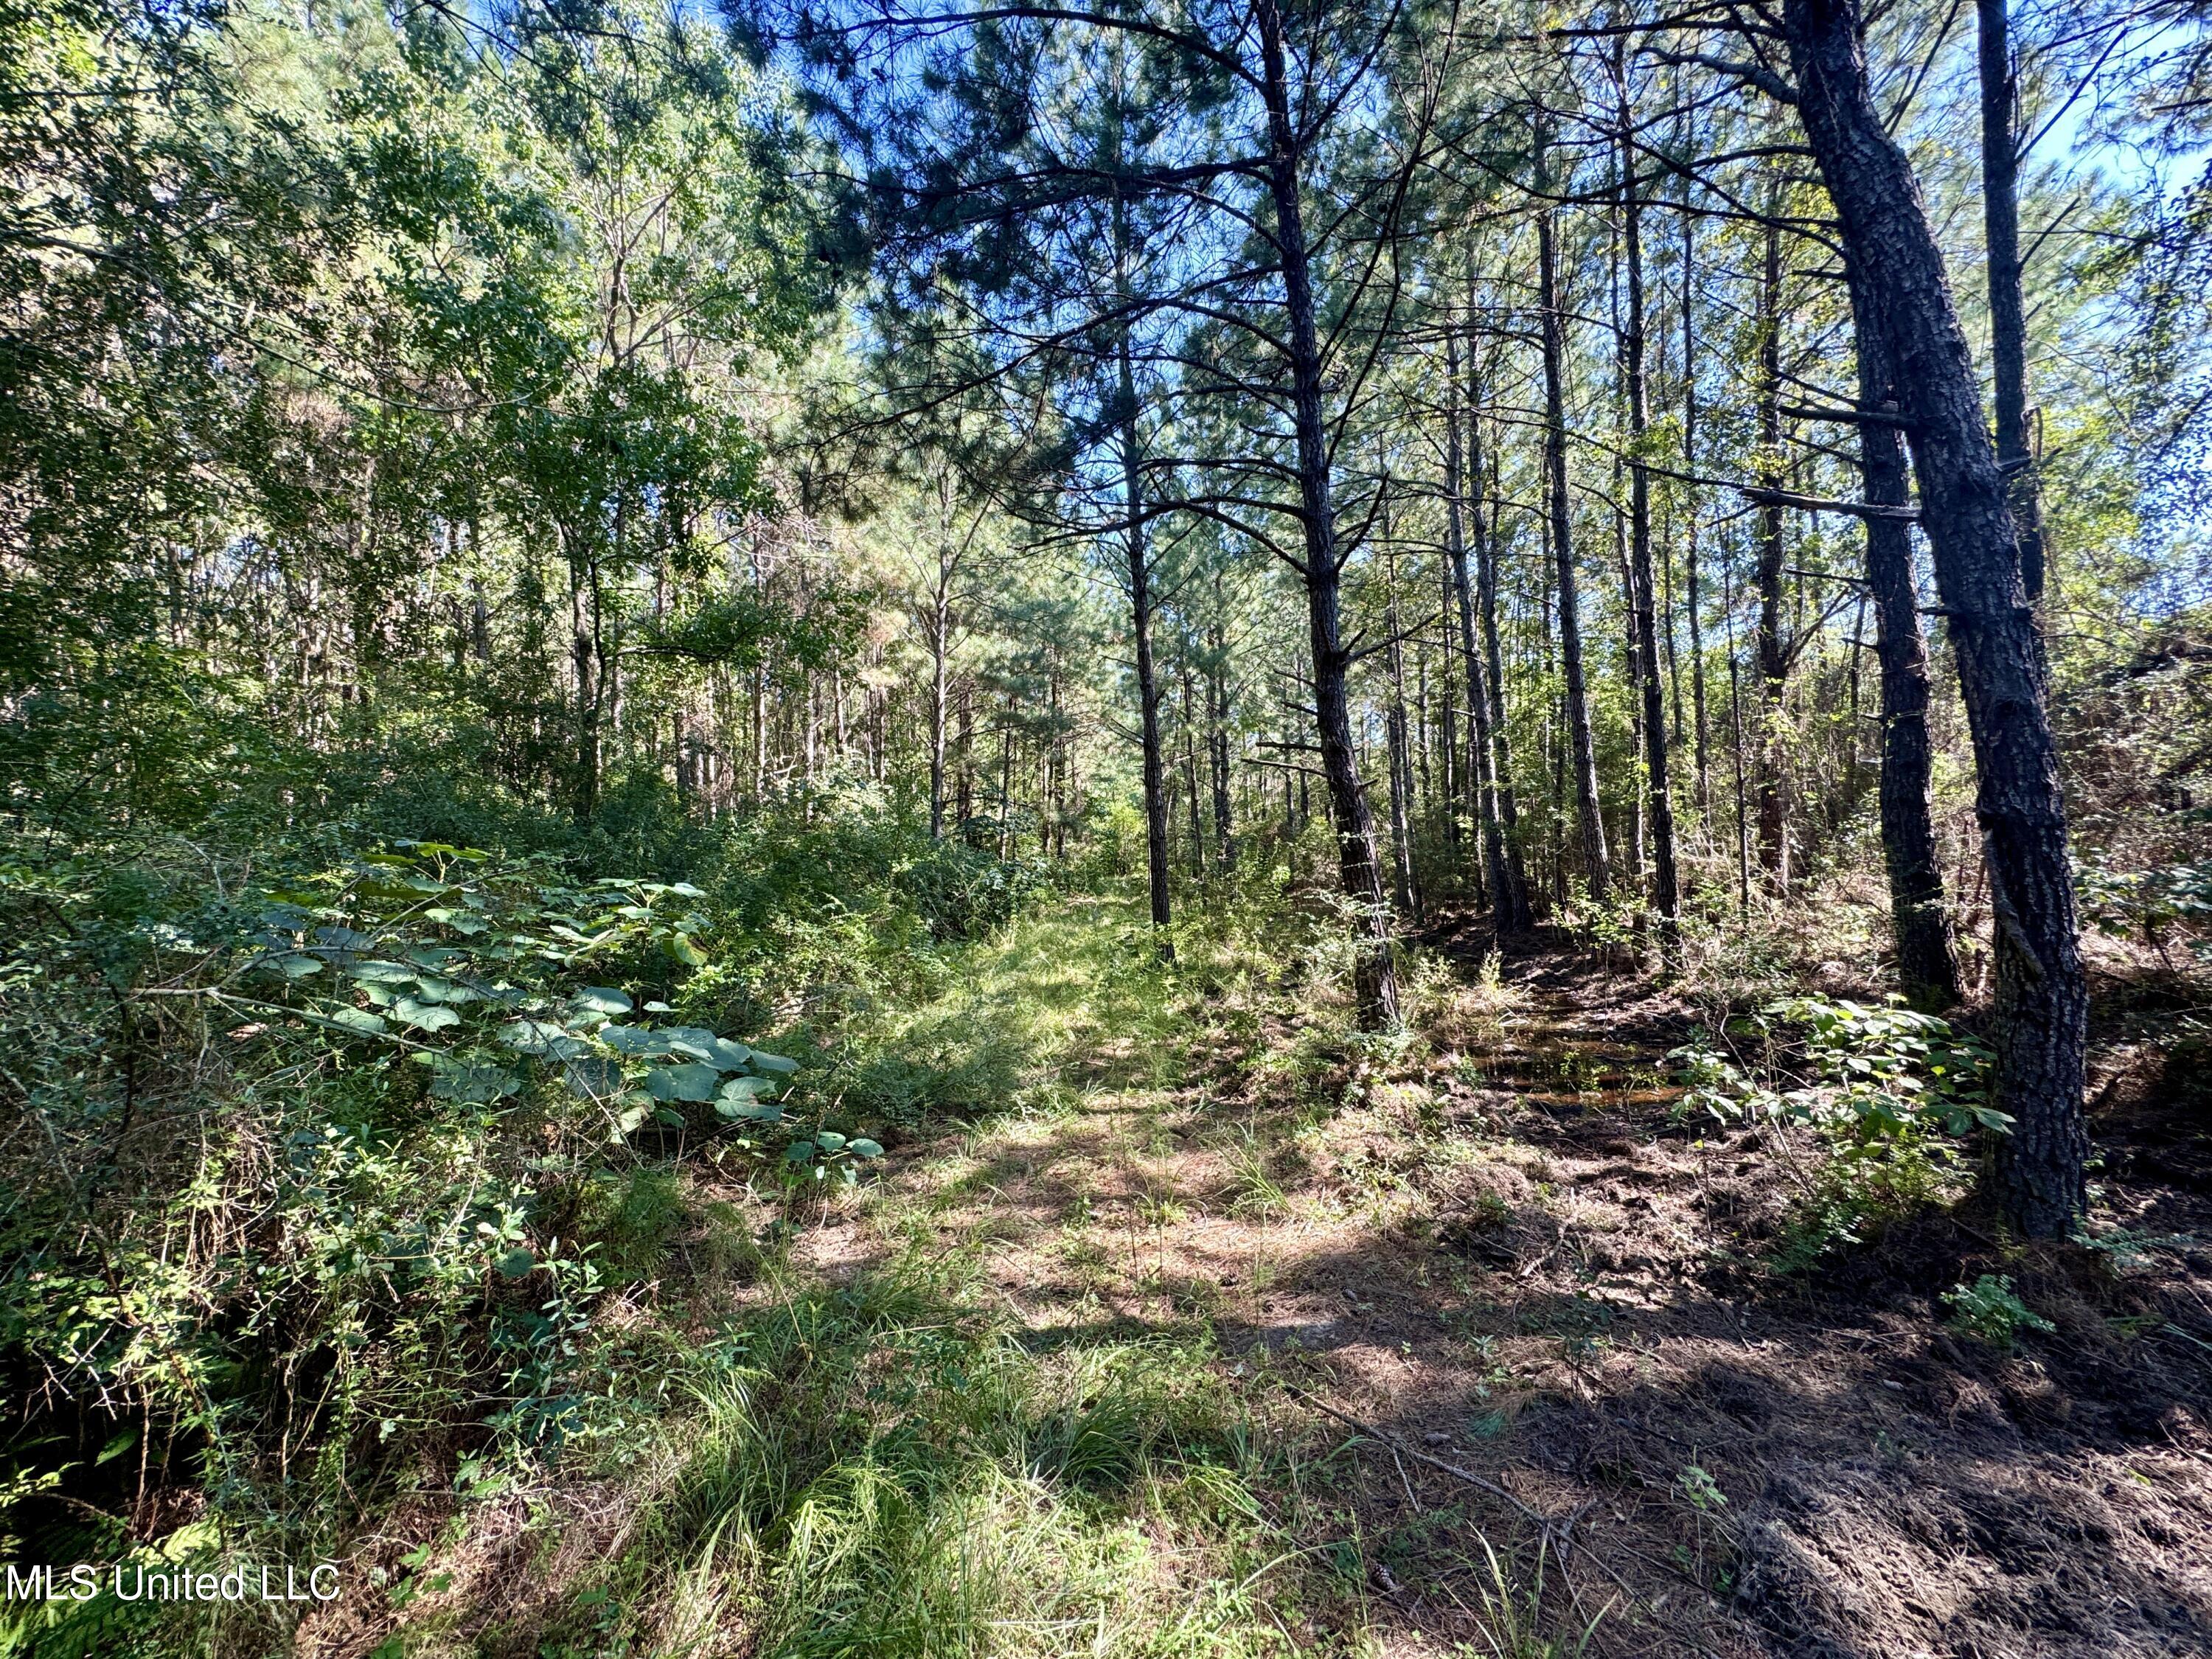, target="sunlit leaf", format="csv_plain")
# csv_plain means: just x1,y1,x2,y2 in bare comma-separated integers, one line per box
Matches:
392,997,461,1033
642,1062,718,1102
571,986,633,1017
321,1006,388,1037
